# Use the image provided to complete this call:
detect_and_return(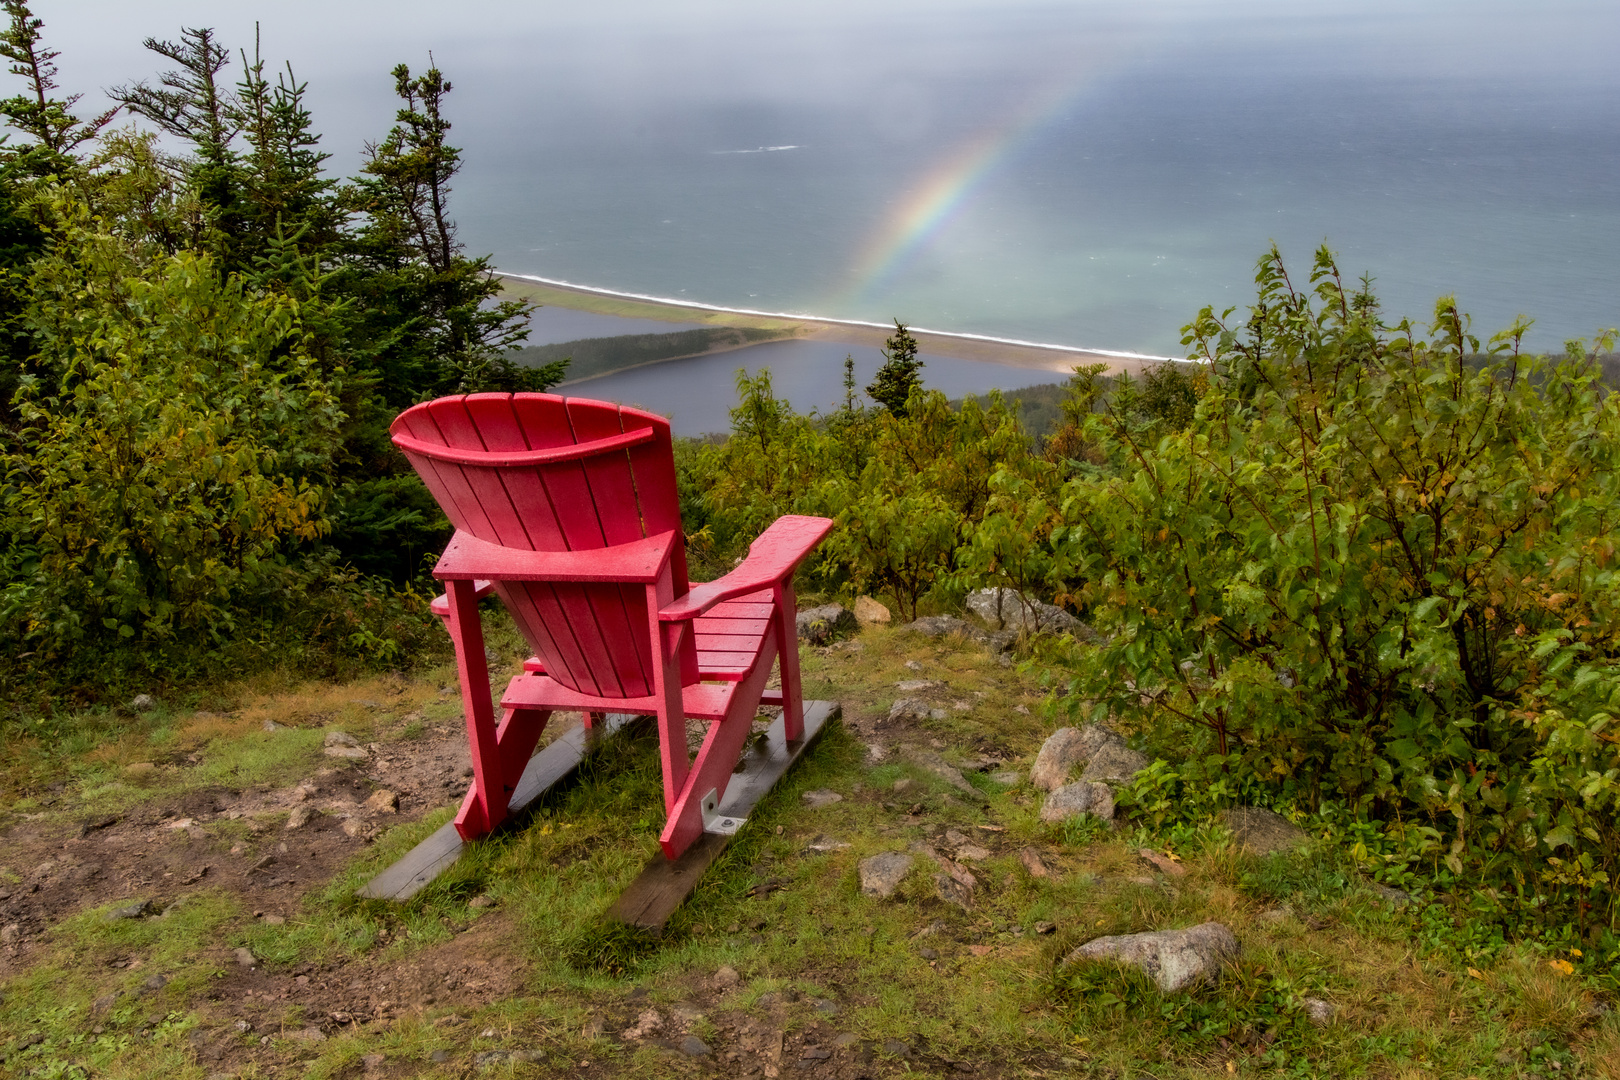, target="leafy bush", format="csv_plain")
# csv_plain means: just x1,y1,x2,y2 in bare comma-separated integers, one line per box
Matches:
1053,243,1620,933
